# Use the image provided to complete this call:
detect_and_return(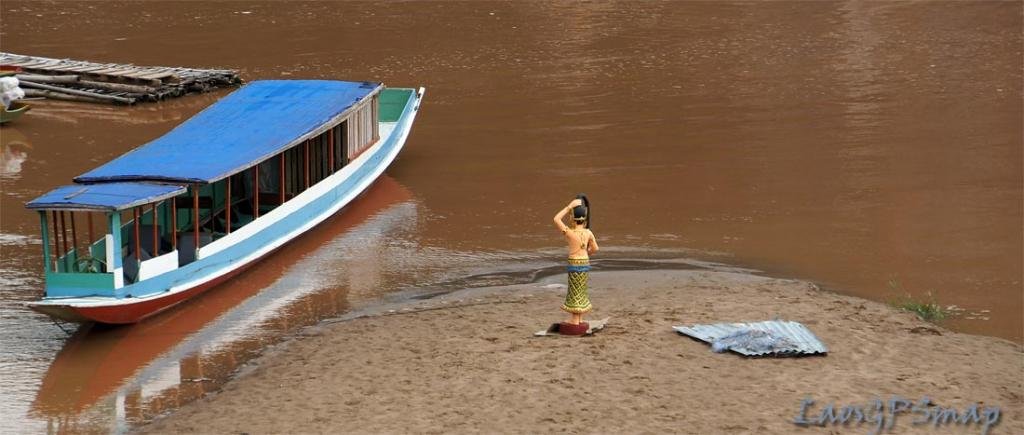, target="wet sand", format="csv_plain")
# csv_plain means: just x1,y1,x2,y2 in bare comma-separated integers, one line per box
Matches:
142,269,1023,434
